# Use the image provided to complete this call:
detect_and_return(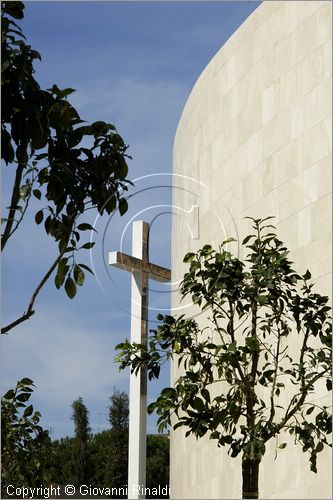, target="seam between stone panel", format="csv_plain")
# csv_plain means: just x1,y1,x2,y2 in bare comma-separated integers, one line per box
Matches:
201,73,331,171
175,7,331,161
177,2,283,132
235,186,331,229
176,2,331,152
212,1,285,77
259,158,331,200
301,184,332,211
188,44,331,159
